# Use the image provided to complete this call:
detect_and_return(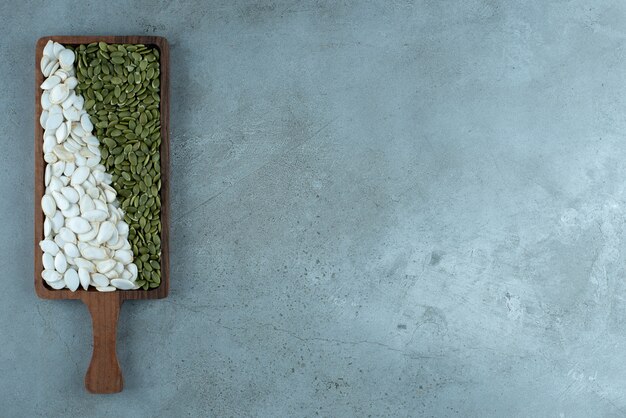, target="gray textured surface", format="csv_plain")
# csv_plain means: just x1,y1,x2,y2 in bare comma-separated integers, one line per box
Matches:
1,0,626,416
